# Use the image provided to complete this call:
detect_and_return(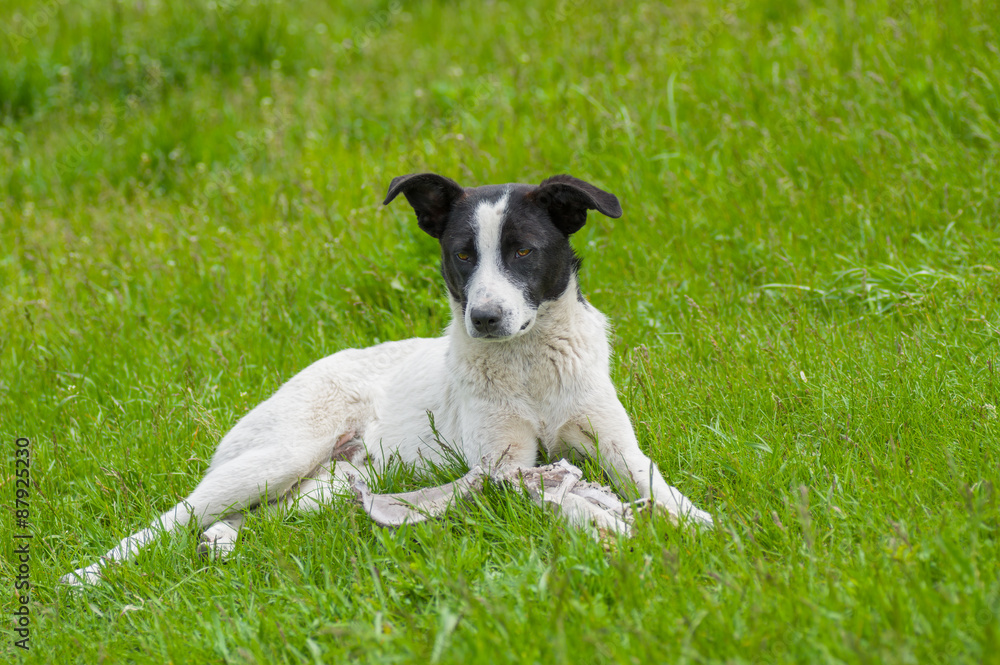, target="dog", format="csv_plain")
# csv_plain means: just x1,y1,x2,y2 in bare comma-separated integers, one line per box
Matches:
61,173,713,586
